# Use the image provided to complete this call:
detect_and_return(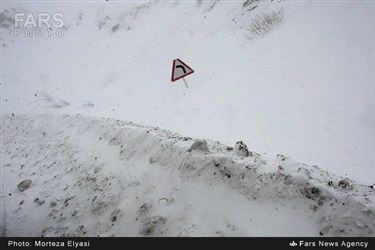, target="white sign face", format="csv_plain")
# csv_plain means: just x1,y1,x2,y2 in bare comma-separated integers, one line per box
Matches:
171,58,194,82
